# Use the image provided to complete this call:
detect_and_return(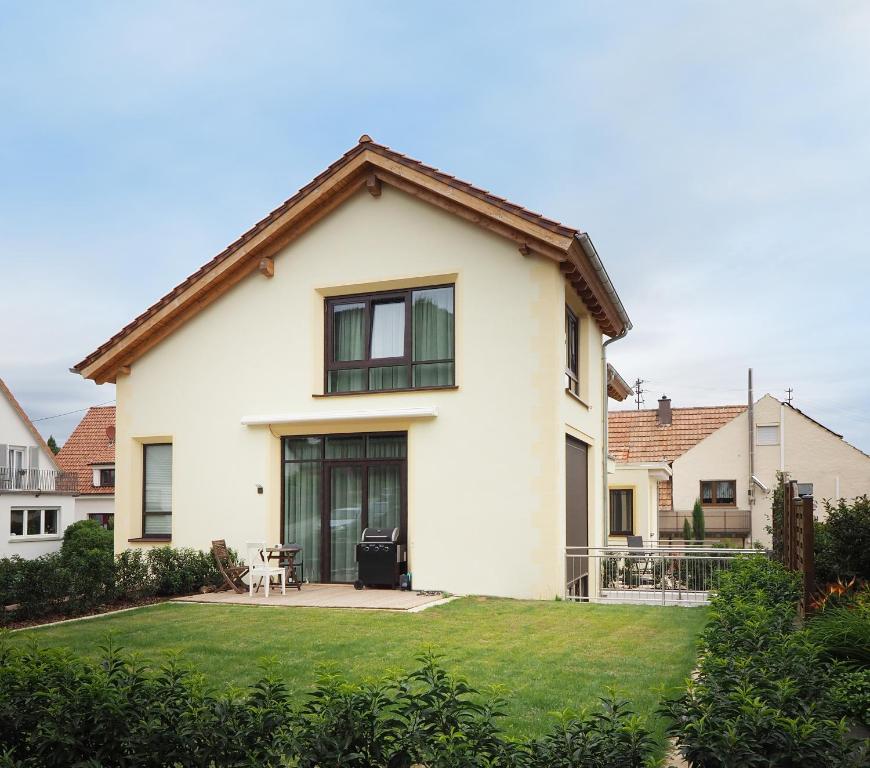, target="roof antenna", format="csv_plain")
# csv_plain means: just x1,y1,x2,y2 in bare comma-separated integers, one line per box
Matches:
633,378,646,410
786,387,794,405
